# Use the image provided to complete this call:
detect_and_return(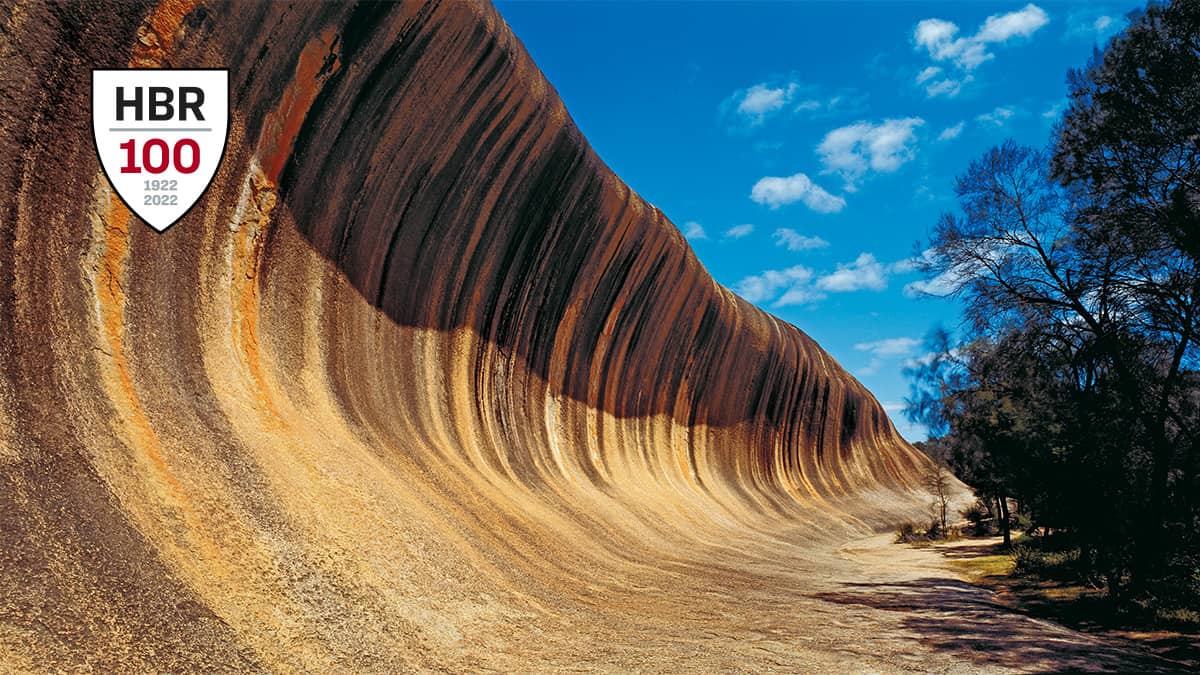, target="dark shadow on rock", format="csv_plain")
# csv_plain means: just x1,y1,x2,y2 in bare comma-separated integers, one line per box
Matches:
235,0,911,460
